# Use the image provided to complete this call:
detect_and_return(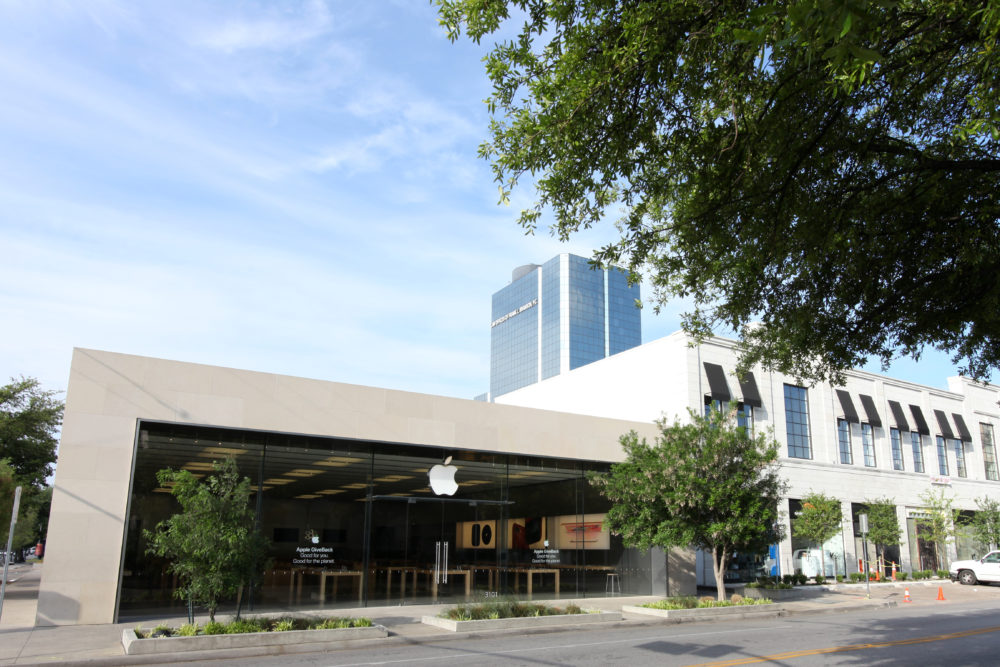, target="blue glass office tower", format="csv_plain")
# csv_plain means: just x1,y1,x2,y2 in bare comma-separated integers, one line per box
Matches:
490,254,641,398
